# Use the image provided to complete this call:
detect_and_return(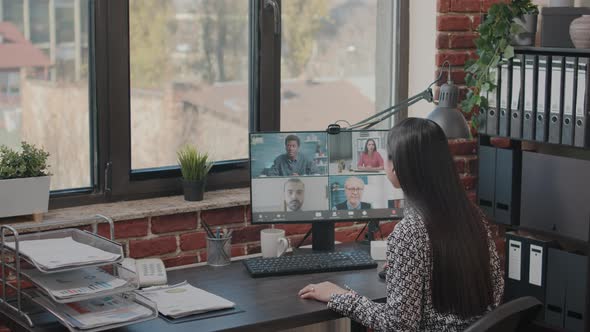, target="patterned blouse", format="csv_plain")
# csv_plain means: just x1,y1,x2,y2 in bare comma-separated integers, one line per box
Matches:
327,208,504,332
